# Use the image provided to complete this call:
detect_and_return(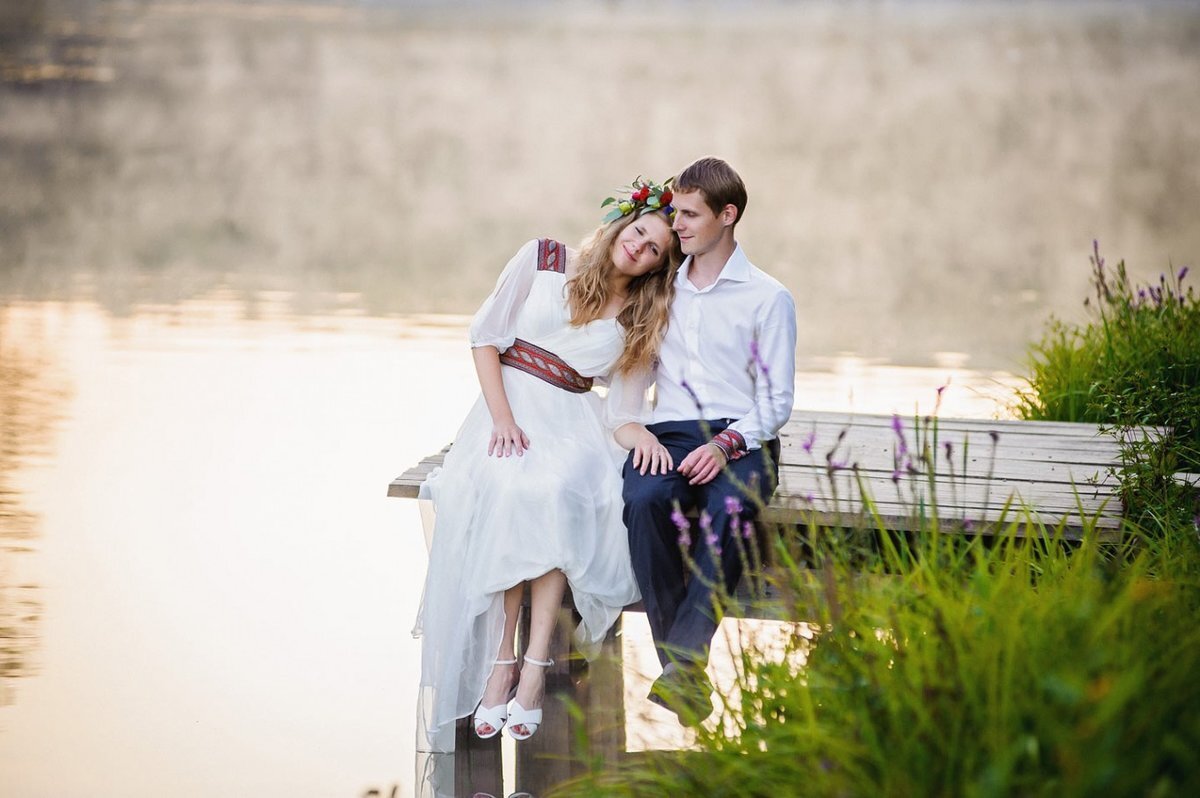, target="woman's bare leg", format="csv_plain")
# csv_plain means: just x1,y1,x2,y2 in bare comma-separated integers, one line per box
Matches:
509,569,566,734
475,583,524,735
